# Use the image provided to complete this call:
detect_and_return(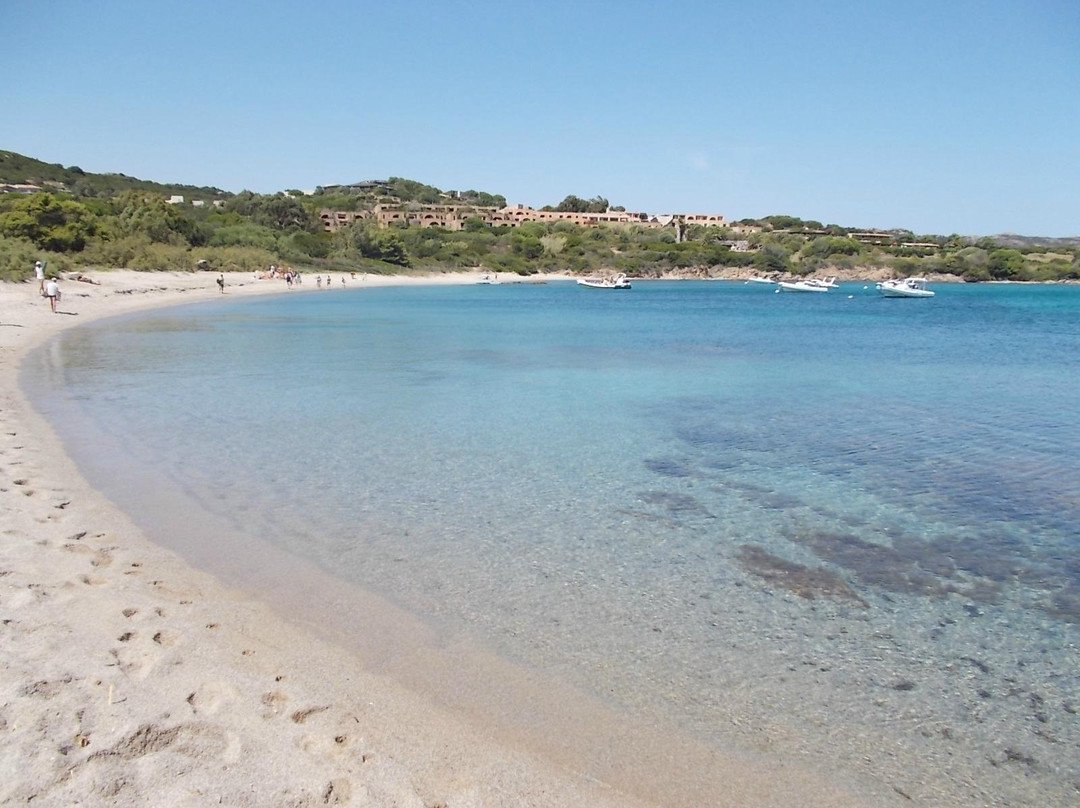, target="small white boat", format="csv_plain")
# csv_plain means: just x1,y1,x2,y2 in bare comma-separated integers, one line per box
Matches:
746,276,776,285
877,277,934,298
777,279,830,293
578,273,631,289
476,273,499,285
